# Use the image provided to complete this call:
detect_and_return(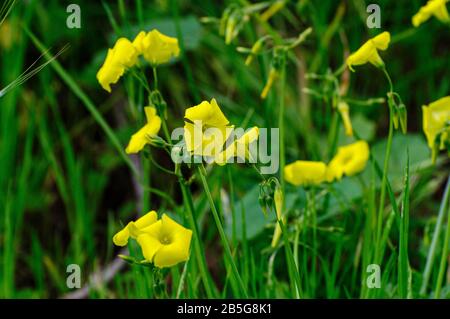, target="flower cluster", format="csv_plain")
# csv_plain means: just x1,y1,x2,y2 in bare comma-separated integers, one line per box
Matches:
183,98,260,164
96,29,180,93
113,211,192,268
